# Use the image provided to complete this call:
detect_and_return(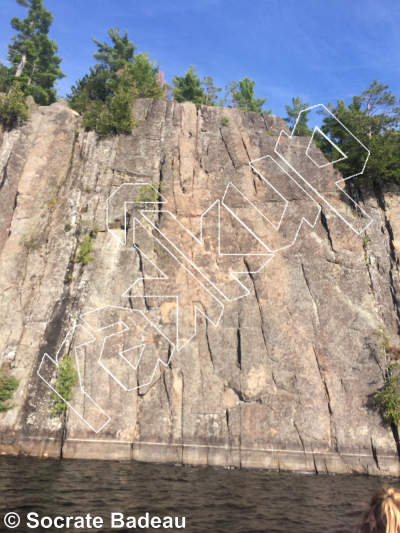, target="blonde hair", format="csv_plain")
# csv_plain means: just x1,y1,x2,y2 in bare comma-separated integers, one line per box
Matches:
355,486,400,533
